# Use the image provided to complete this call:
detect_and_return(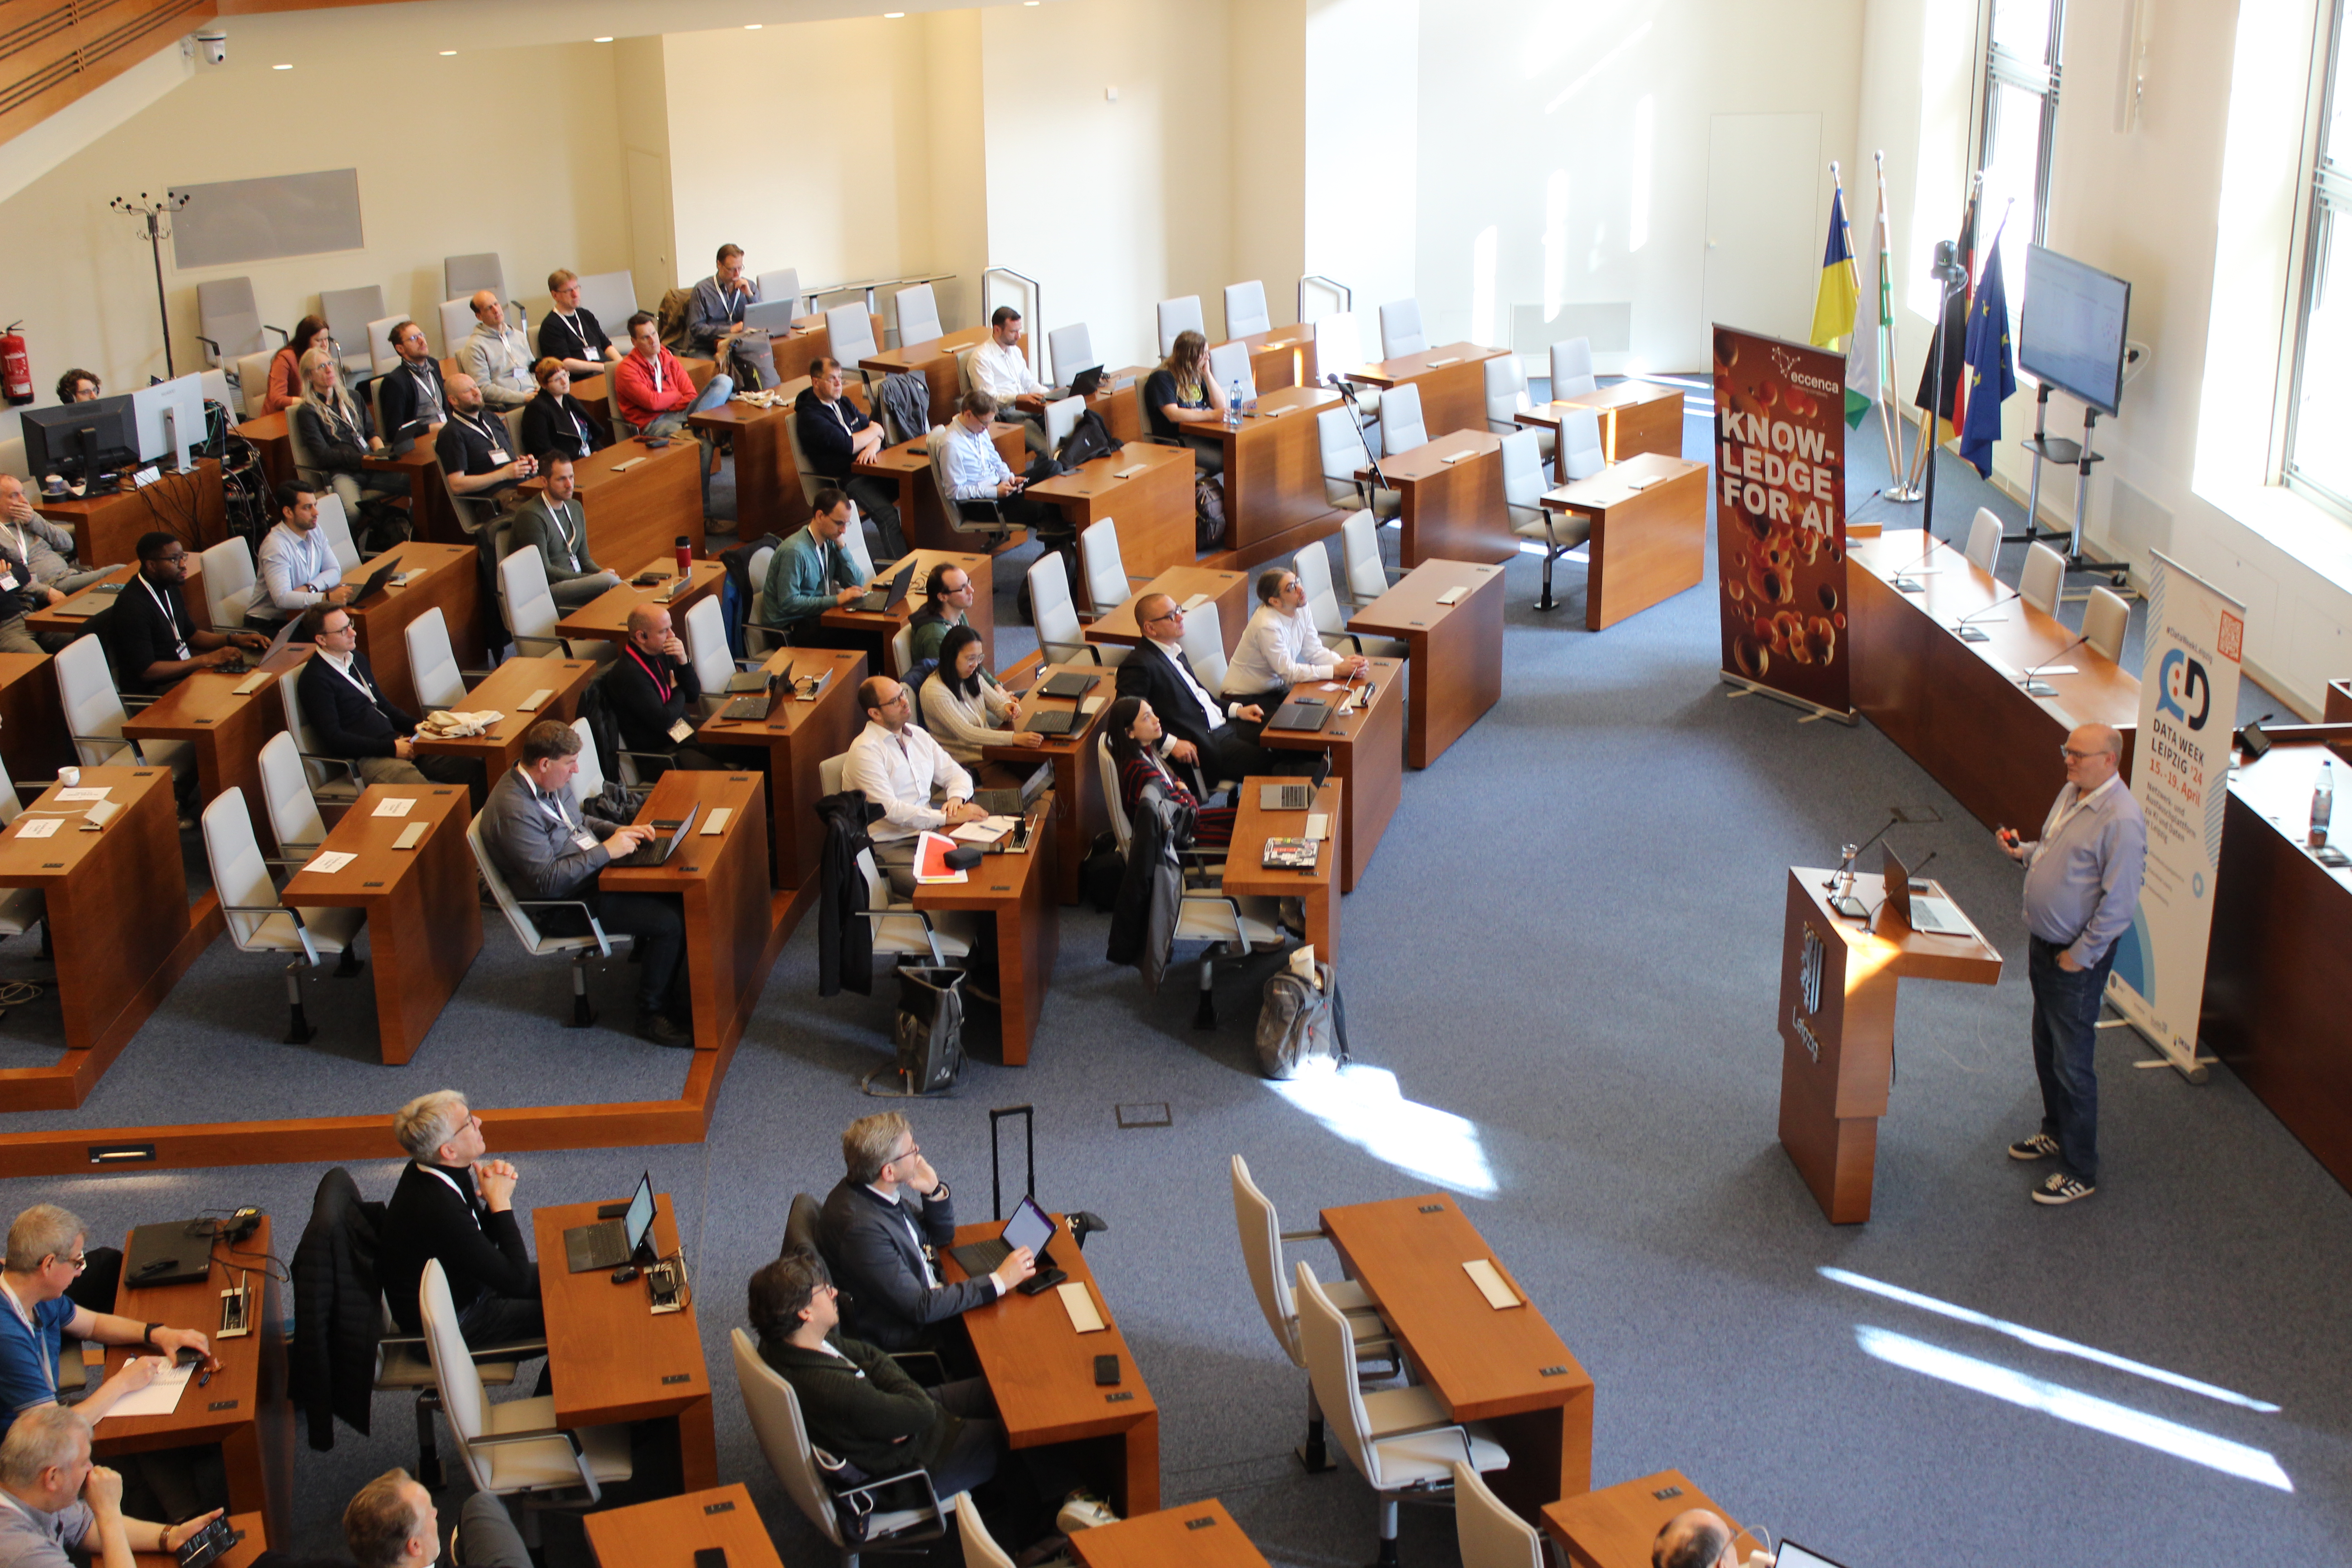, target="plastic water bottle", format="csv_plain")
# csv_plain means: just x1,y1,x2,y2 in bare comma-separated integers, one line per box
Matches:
1228,378,1243,427
2313,759,2335,849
